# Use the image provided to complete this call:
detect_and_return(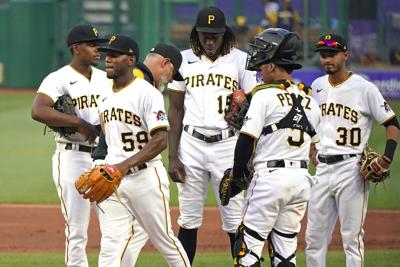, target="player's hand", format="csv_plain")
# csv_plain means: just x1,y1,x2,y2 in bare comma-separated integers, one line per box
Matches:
77,119,98,144
168,157,187,183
